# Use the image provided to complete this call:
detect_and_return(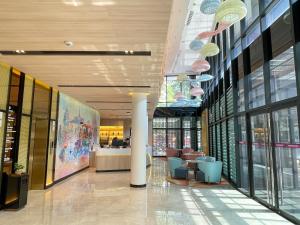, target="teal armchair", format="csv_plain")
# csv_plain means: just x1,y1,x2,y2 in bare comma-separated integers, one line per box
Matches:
167,157,184,178
196,161,222,183
195,156,216,162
